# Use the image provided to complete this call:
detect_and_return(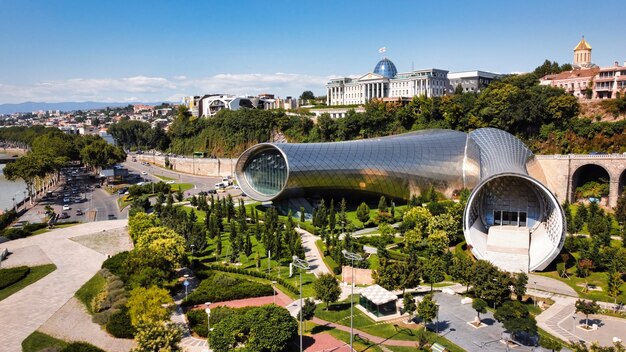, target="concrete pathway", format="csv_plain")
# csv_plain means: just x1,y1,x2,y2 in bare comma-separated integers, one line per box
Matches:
295,227,331,277
528,274,578,297
39,297,135,352
0,219,128,352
